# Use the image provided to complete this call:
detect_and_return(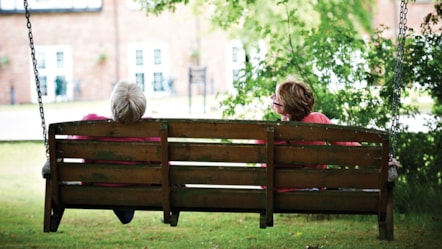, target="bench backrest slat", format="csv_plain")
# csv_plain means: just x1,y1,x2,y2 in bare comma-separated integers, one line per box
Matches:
171,166,265,186
276,145,383,166
275,191,380,213
169,143,266,163
160,119,386,142
275,168,381,189
167,121,270,140
60,186,163,207
171,188,265,210
56,140,161,162
52,120,161,137
275,124,386,143
53,119,387,142
58,163,162,184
